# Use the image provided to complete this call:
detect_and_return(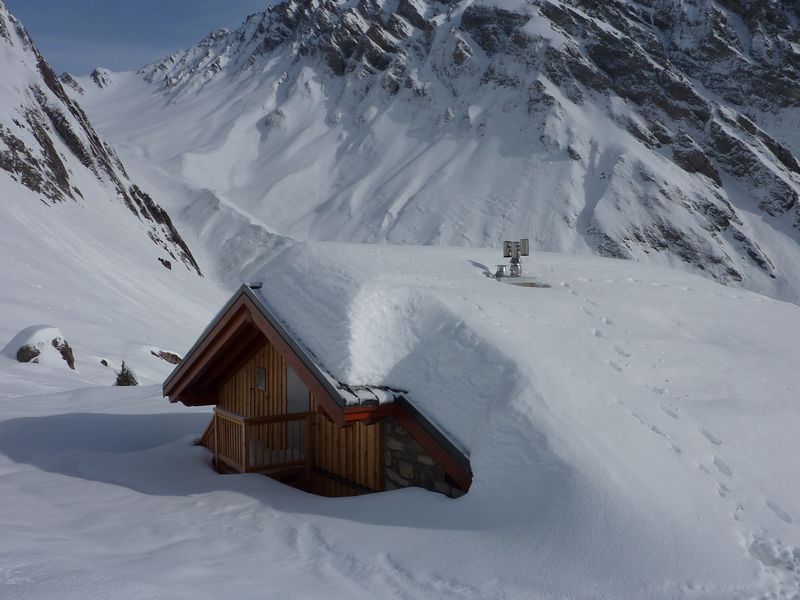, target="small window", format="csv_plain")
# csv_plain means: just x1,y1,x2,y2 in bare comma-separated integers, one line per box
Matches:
255,367,267,391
